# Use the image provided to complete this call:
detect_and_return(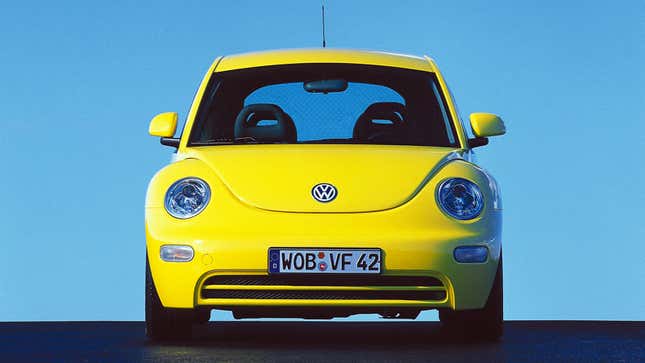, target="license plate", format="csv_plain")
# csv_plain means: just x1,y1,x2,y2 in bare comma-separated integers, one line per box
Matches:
268,248,382,274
